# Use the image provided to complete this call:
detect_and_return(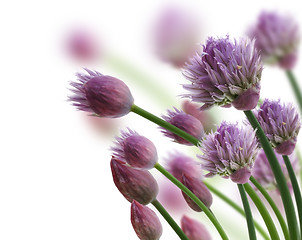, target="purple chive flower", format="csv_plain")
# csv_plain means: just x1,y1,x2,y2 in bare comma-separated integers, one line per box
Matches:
110,157,158,205
165,151,201,181
69,68,134,118
161,108,204,145
181,174,213,212
255,99,301,155
152,5,201,67
247,11,300,69
199,121,259,184
131,200,163,240
181,215,212,240
112,129,158,170
183,36,263,111
252,149,299,192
